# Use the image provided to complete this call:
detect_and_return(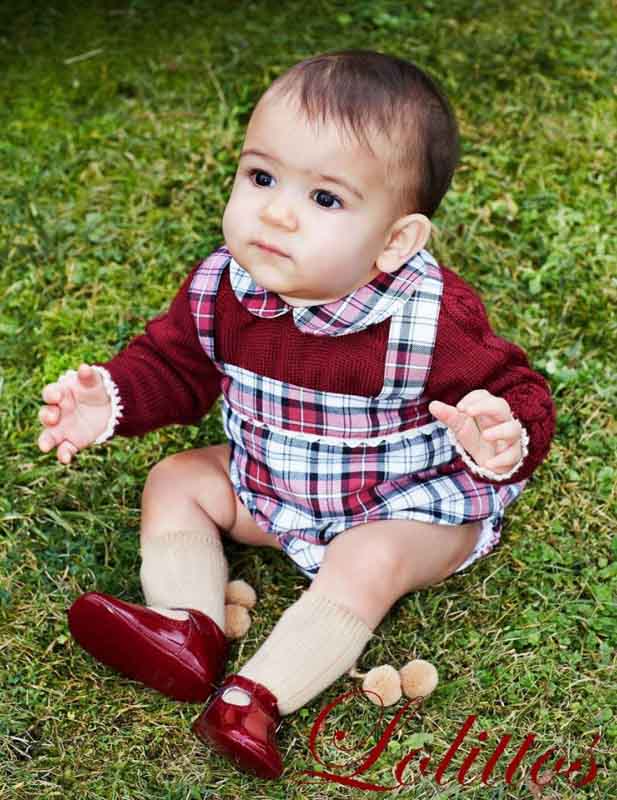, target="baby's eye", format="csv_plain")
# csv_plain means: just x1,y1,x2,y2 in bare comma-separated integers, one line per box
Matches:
248,169,274,188
312,190,343,210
